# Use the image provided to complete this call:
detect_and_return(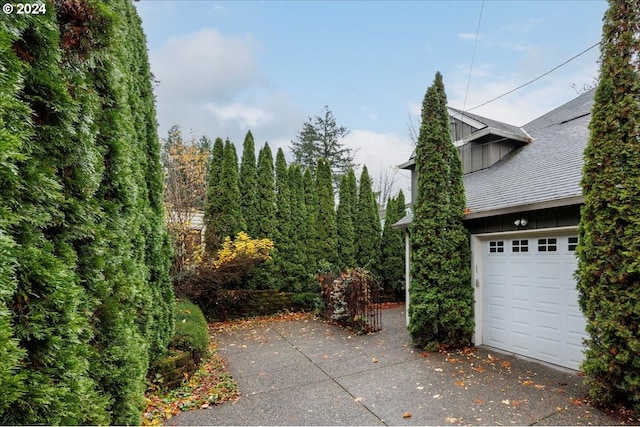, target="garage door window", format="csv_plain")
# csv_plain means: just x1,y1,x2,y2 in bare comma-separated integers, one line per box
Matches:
538,238,557,252
512,239,529,253
489,241,504,253
568,237,579,251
